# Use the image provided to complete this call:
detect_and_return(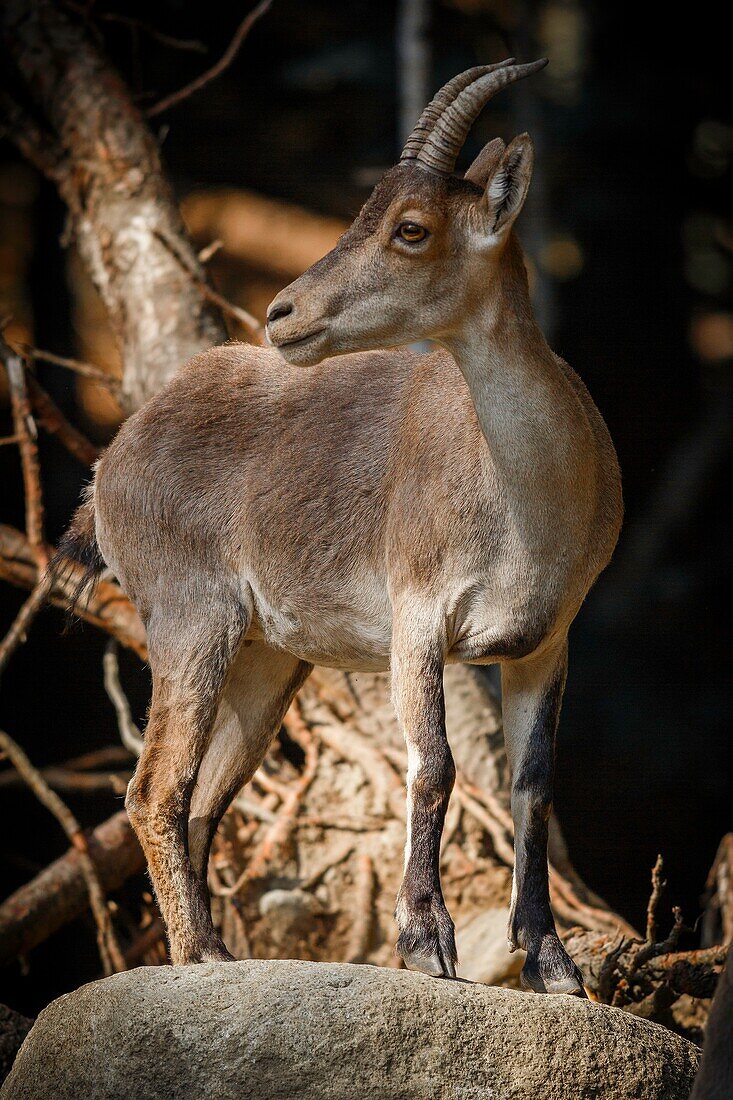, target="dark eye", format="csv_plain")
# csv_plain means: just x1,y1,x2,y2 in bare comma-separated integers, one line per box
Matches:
396,222,428,243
